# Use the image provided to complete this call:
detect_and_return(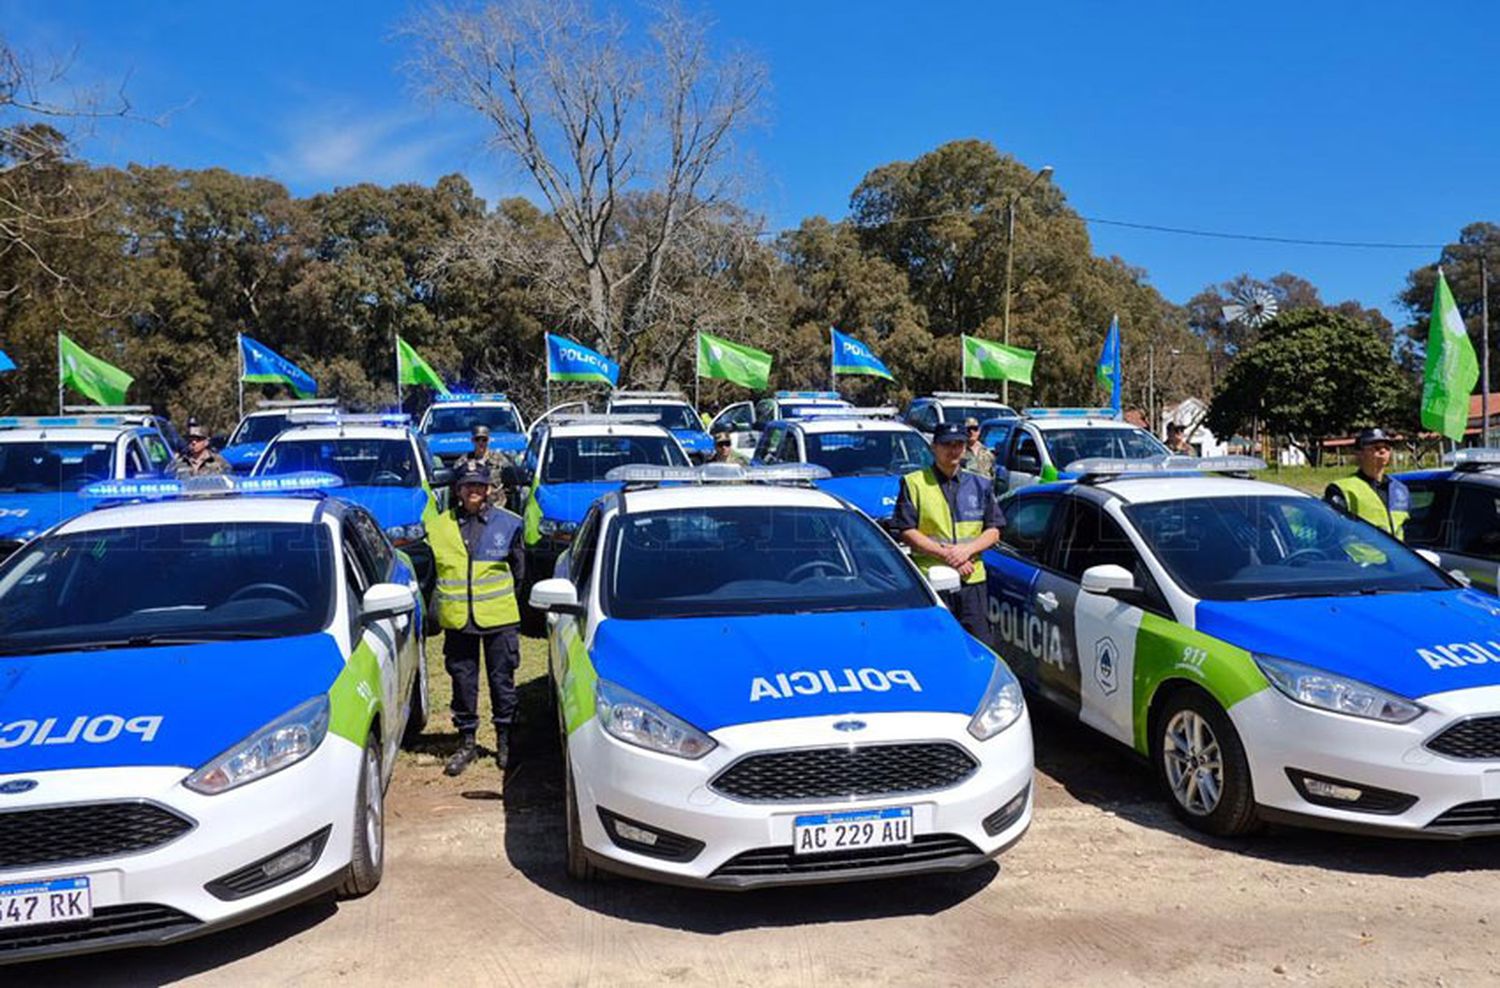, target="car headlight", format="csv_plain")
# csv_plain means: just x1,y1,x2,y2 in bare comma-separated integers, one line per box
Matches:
1254,654,1423,724
595,678,716,759
385,523,427,546
183,696,331,794
968,659,1026,740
